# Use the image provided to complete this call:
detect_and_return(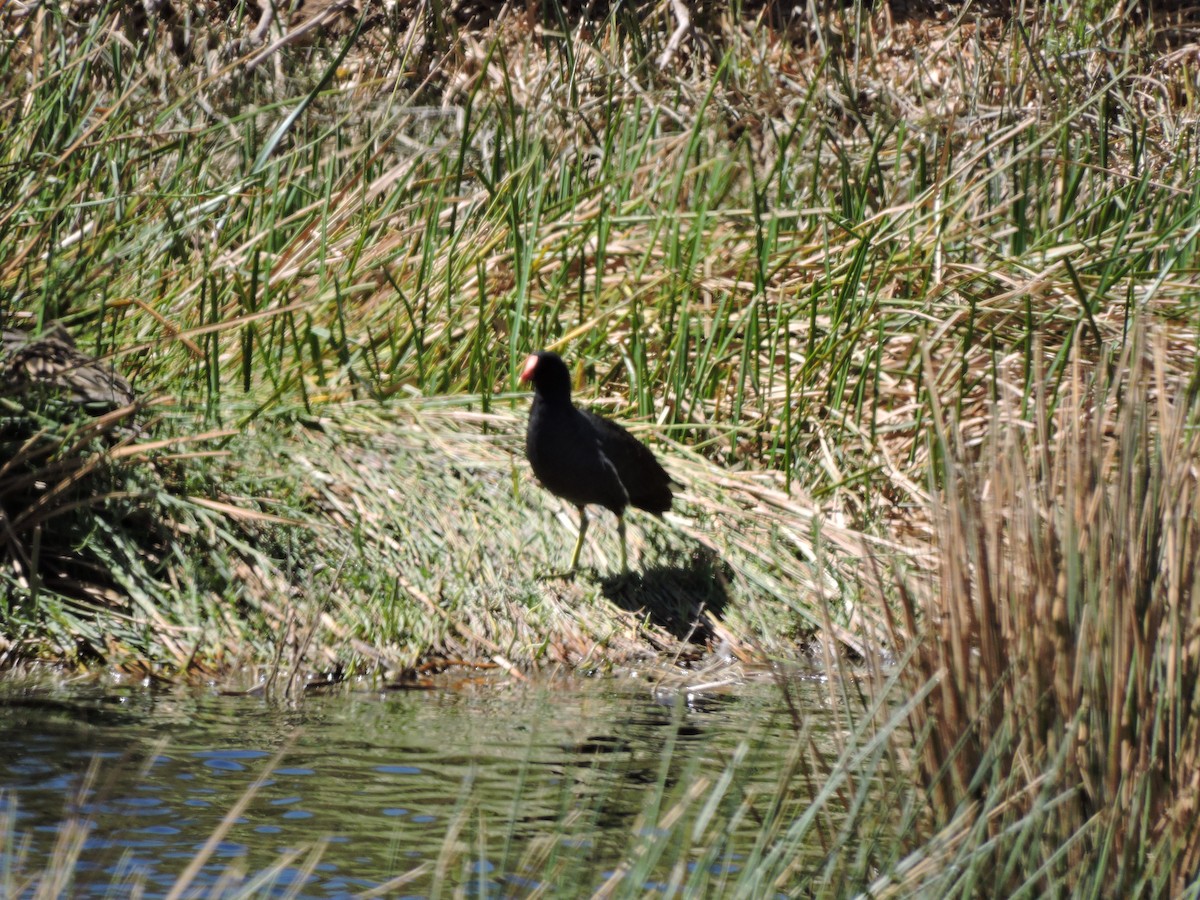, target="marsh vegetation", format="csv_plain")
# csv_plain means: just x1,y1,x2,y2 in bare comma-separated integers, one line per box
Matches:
3,0,1200,894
